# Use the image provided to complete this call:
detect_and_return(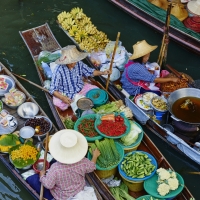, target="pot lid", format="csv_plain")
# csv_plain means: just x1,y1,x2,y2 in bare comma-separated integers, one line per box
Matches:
86,89,108,105
76,98,94,110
